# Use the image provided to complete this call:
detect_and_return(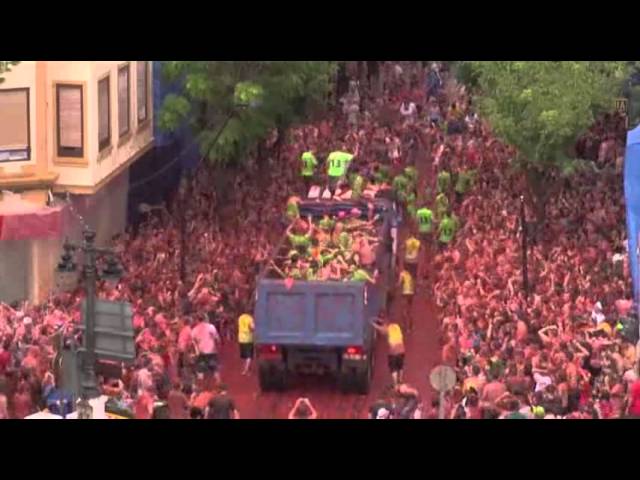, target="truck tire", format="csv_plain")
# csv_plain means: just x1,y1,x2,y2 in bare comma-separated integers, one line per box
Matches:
354,362,372,395
271,366,288,392
337,370,352,394
338,361,371,395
